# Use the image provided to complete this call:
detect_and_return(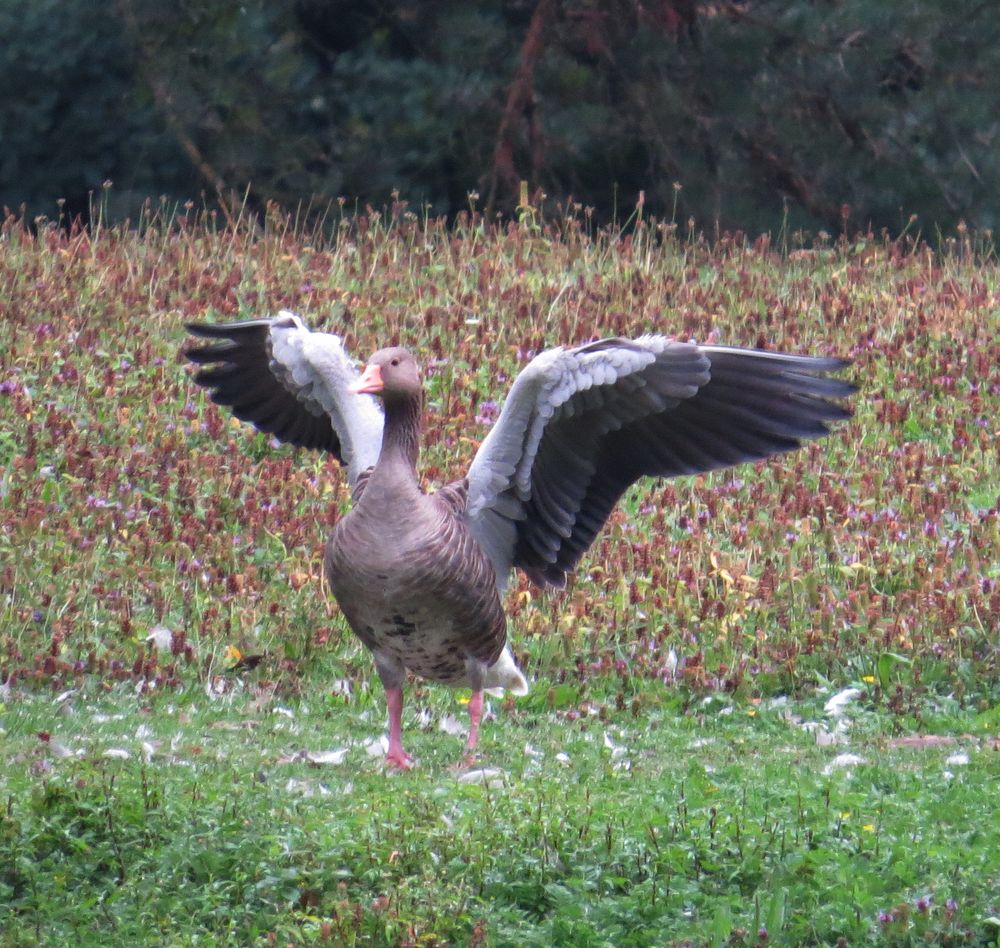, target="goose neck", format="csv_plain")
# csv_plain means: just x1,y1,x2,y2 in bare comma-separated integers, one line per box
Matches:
378,394,422,472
